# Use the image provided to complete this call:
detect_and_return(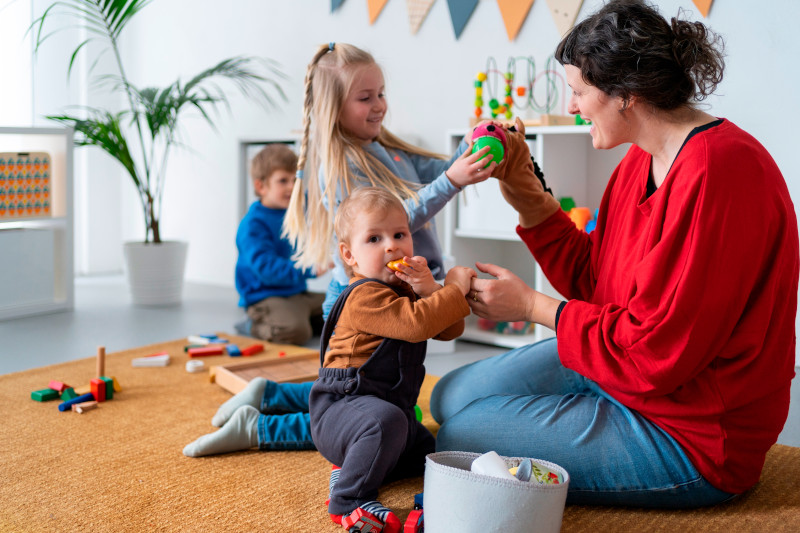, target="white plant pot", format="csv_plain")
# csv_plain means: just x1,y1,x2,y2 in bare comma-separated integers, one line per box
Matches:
123,241,188,306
